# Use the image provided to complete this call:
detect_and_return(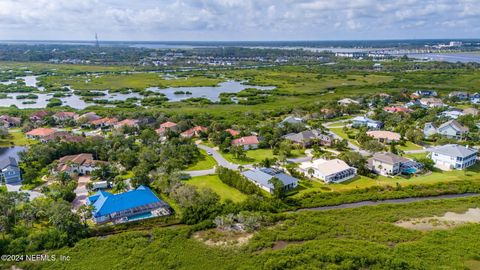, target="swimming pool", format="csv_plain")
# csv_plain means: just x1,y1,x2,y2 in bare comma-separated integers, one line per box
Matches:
127,212,153,221
402,167,417,174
